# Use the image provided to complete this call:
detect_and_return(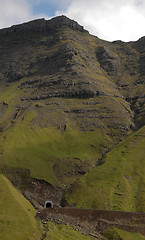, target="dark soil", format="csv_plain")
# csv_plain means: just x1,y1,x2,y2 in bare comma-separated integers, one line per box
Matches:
37,208,145,237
